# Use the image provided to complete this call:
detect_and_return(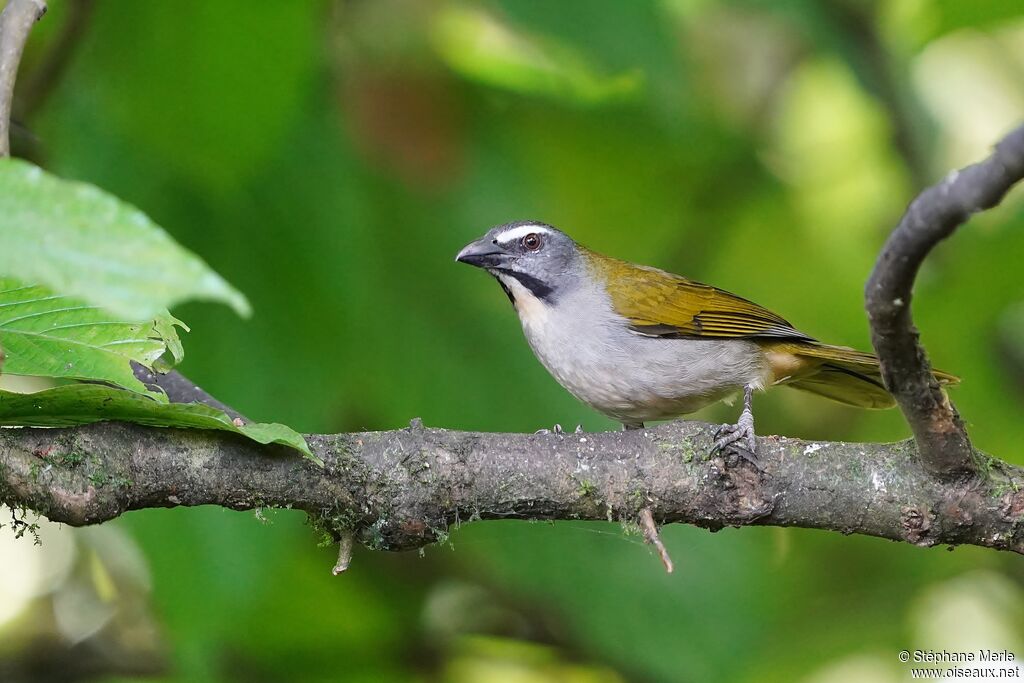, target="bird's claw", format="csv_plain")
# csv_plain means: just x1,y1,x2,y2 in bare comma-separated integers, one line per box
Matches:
535,424,582,435
710,408,758,465
710,425,755,454
711,424,769,473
